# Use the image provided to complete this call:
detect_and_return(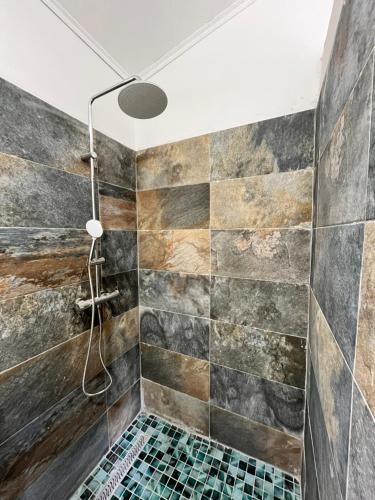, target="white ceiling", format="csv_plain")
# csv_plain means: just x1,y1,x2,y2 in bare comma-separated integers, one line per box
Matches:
51,0,242,75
